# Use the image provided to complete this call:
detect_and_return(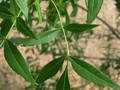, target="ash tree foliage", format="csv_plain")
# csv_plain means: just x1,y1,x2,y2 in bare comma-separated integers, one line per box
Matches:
0,0,120,89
